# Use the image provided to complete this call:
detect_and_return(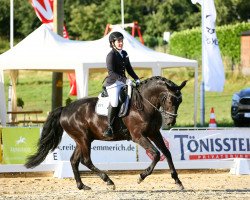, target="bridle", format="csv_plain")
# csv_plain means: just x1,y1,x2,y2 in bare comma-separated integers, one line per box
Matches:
143,90,182,118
